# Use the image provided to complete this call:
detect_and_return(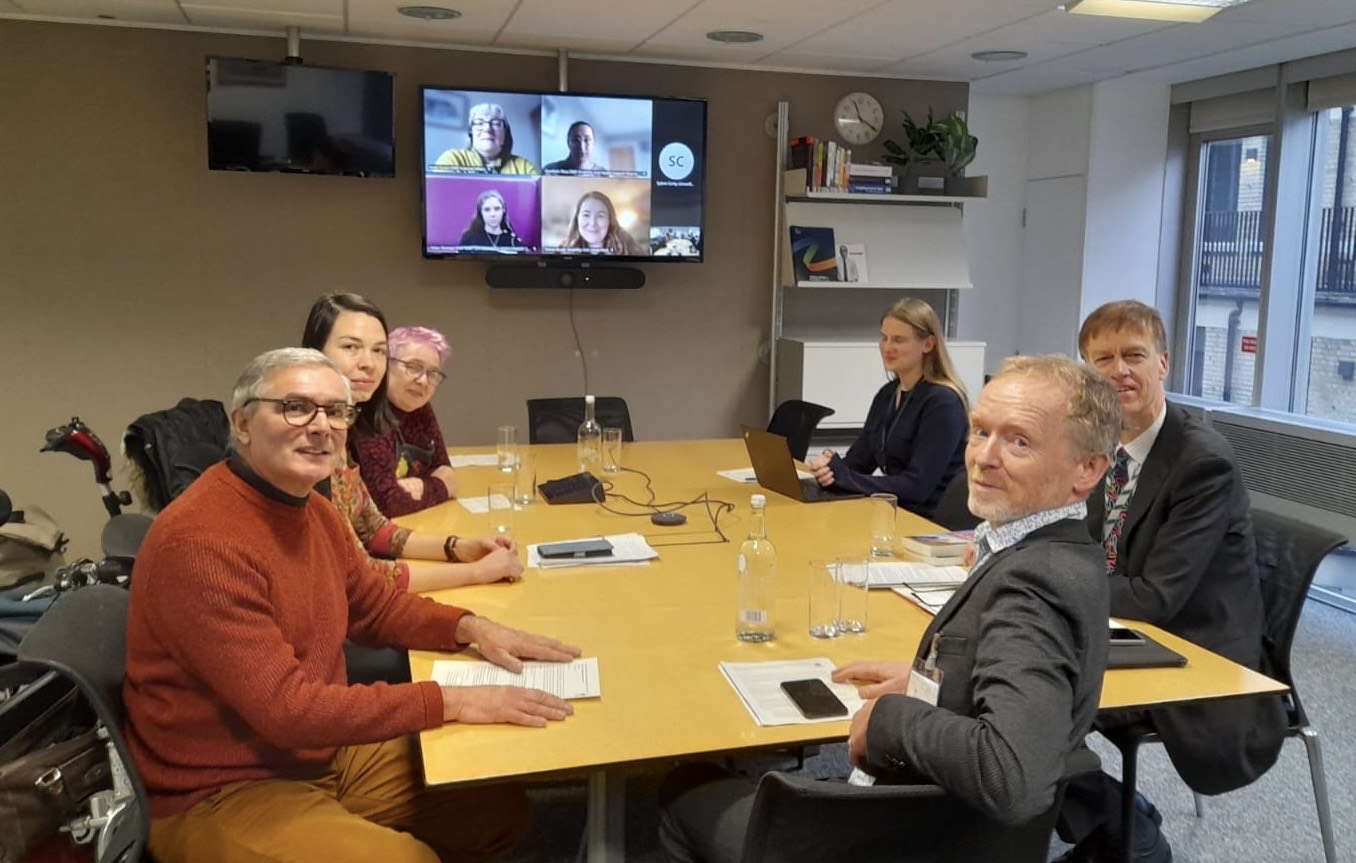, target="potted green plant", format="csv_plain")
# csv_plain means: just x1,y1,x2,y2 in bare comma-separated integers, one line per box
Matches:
881,110,939,194
930,112,978,195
